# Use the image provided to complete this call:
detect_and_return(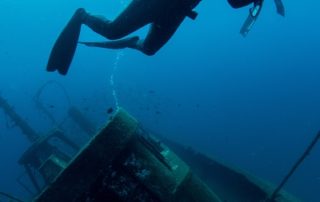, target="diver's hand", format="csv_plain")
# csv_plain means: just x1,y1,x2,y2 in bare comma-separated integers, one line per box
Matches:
274,0,285,17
